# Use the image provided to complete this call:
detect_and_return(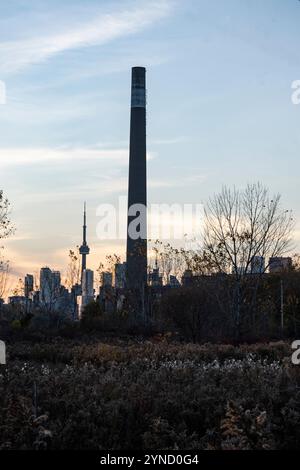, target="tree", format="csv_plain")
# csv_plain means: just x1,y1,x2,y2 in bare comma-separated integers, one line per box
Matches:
95,254,122,288
0,191,14,299
65,247,81,290
292,254,300,272
203,183,294,338
0,191,13,241
105,254,121,275
12,278,24,296
0,255,9,299
96,261,104,288
150,240,186,283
